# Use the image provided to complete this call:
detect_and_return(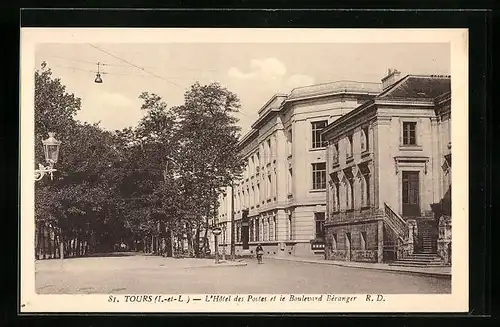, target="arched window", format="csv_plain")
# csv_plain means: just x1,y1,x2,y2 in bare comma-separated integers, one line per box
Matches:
344,180,350,209
360,175,365,207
